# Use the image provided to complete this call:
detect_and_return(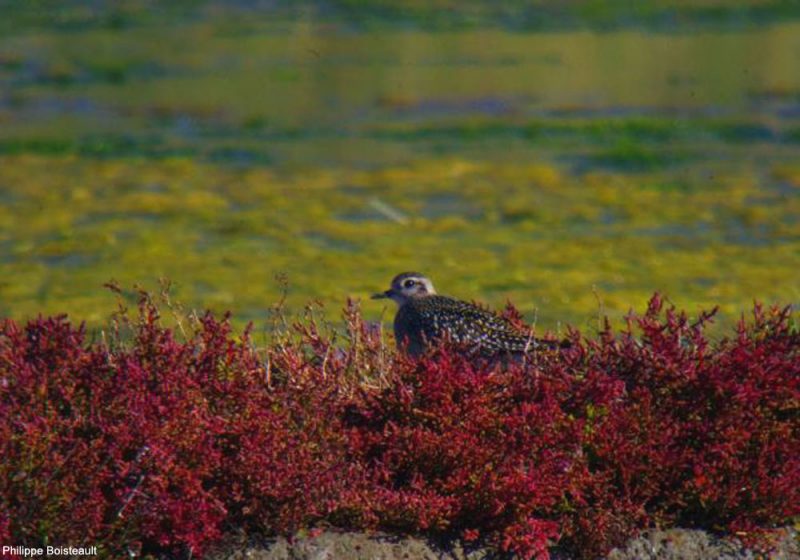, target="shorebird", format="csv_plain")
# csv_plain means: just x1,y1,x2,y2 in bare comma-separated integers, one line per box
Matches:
372,272,567,357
